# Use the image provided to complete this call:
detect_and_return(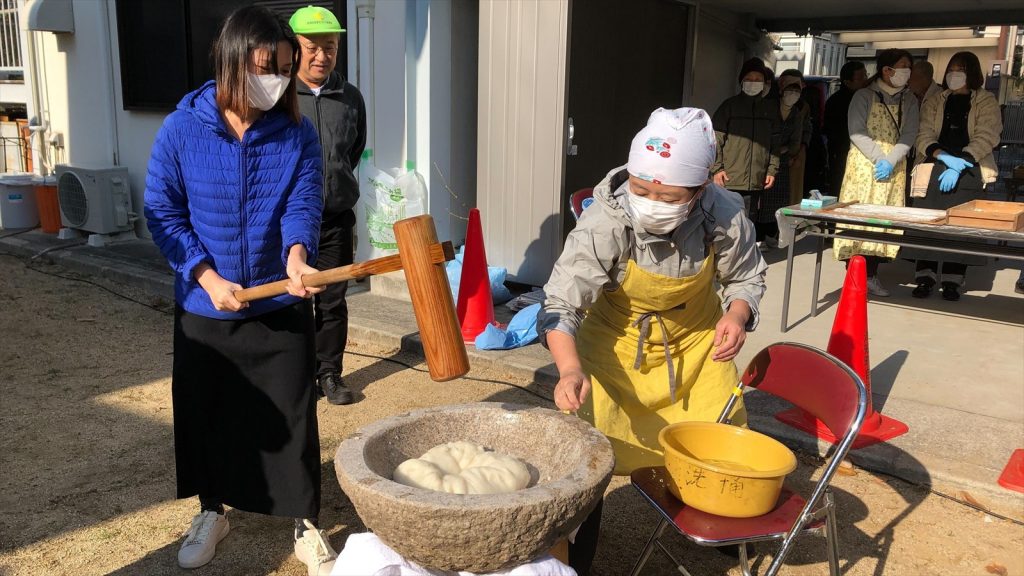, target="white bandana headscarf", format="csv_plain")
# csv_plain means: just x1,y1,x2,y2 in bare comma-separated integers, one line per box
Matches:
626,107,717,187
